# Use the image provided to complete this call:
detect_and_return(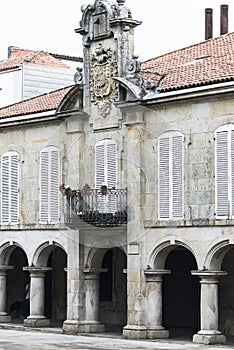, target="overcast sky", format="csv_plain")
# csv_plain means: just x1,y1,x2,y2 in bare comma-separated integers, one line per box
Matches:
0,0,233,62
